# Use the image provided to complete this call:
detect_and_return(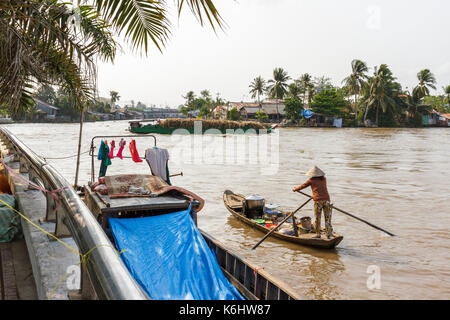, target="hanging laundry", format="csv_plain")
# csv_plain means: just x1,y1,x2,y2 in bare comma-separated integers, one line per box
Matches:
116,138,126,159
97,140,105,160
99,141,112,177
108,140,116,159
145,147,170,183
129,139,143,163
